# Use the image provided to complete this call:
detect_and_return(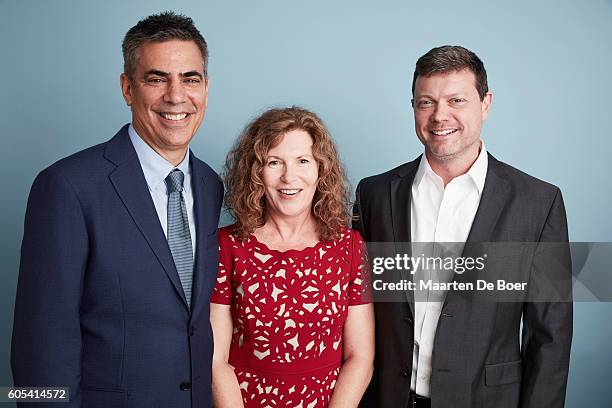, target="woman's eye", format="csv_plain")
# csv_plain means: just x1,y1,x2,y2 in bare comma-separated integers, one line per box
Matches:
268,160,280,167
299,159,310,164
